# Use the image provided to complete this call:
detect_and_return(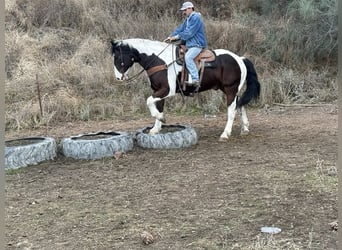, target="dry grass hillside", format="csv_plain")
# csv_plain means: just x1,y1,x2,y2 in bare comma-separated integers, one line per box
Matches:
5,0,338,130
